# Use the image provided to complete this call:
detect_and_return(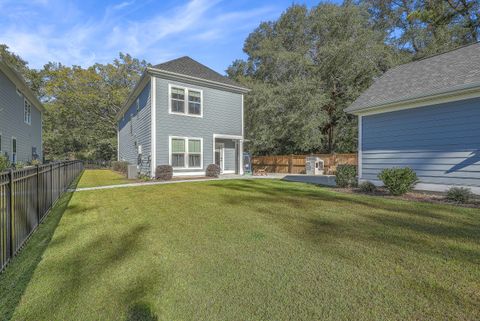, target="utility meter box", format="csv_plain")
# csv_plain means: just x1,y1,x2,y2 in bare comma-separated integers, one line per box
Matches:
127,165,138,179
305,156,324,175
